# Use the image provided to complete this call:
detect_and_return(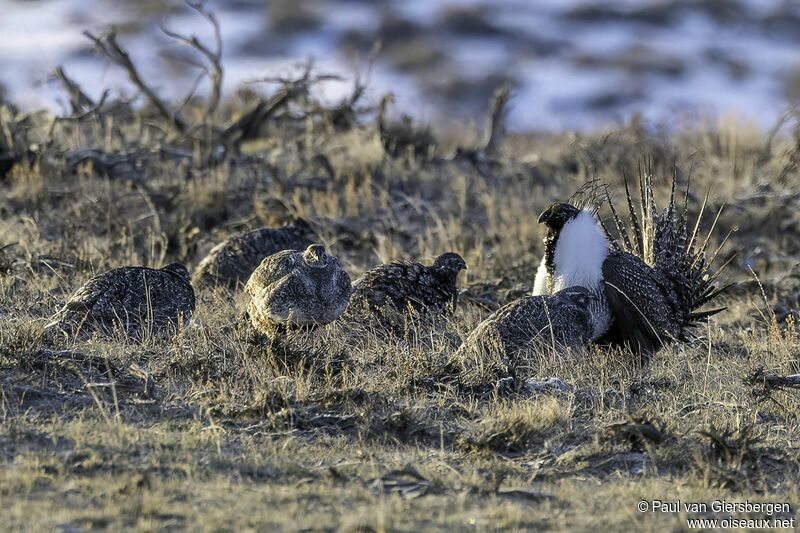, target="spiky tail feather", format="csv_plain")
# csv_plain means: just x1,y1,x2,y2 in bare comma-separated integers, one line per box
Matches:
604,164,732,340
